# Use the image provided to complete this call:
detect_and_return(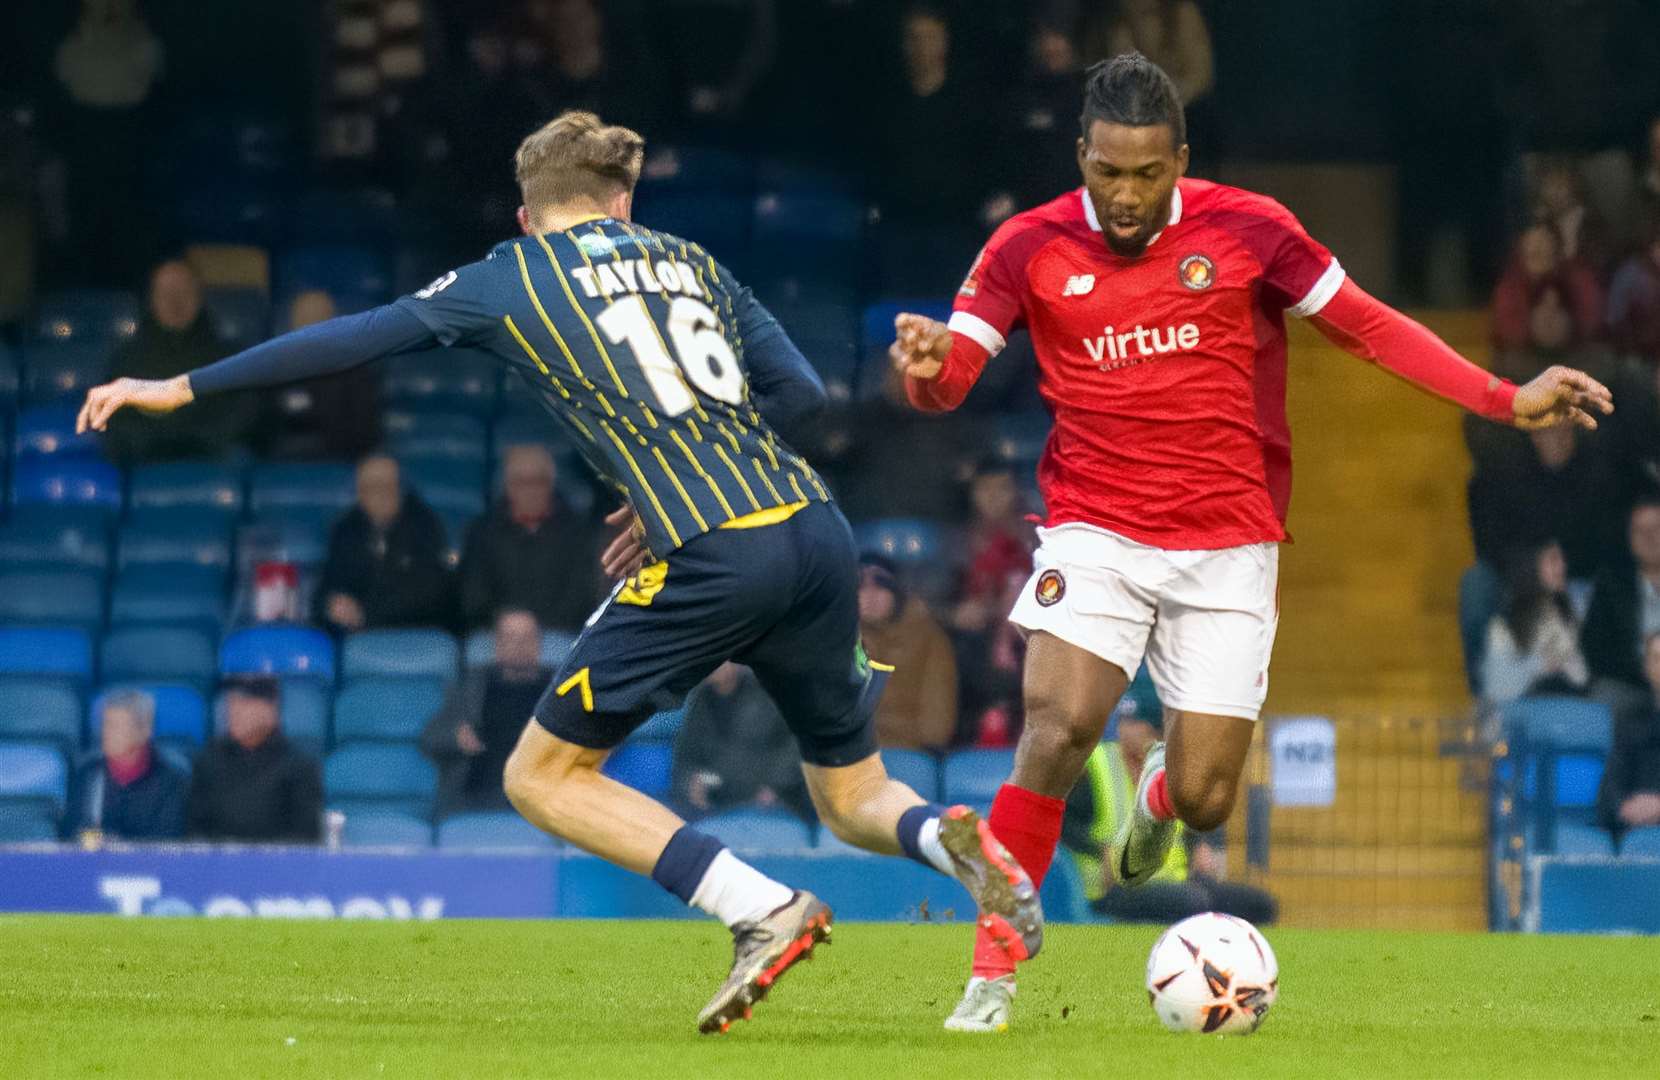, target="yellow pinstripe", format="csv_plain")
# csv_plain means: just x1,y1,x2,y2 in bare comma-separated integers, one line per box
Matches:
671,430,735,520
600,420,681,548
787,473,809,504
752,457,786,506
714,443,762,511
756,435,781,471
567,414,599,444
715,422,742,454
536,233,630,396
651,446,709,532
514,244,590,386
